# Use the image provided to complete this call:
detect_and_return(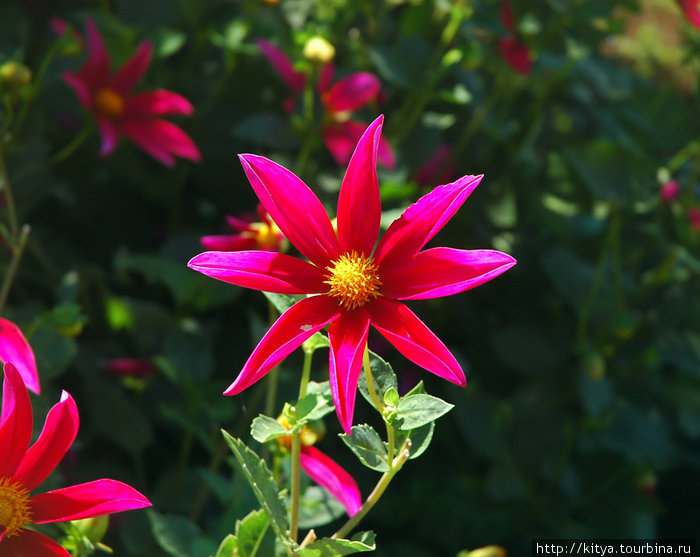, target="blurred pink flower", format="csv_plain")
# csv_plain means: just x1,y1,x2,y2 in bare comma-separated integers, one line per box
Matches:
499,0,533,75
679,0,700,29
660,180,680,203
413,144,456,188
201,204,286,252
188,116,516,432
0,318,39,394
102,358,157,378
256,39,395,169
0,363,151,555
689,207,700,230
62,18,201,167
